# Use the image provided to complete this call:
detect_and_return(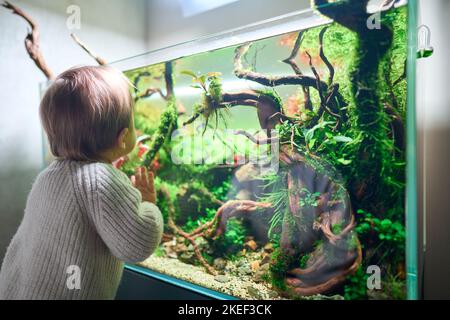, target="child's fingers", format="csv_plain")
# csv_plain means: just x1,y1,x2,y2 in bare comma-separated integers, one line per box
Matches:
140,167,148,187
135,167,143,186
131,175,136,186
148,171,155,191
